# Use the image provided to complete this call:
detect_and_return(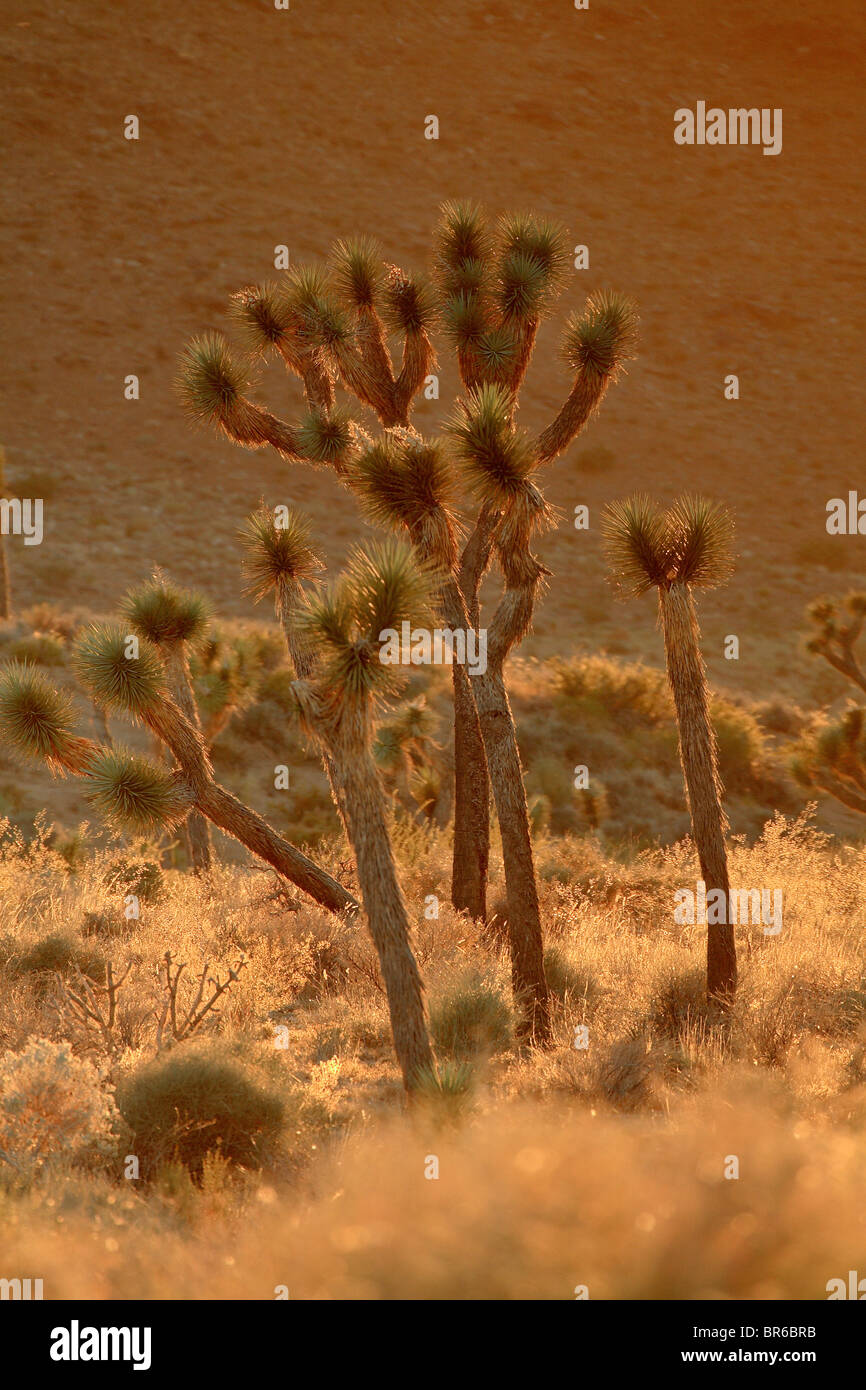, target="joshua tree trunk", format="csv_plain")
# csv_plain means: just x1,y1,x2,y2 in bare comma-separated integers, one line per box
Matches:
144,699,357,916
334,732,434,1092
472,643,550,1044
163,647,213,875
445,562,550,1044
659,582,737,1005
450,662,489,919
